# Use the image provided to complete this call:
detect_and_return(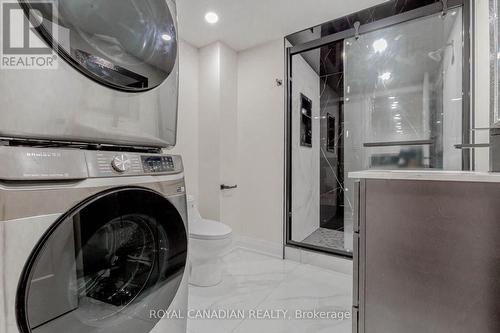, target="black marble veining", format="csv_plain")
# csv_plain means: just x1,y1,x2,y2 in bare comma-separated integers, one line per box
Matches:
286,0,441,46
